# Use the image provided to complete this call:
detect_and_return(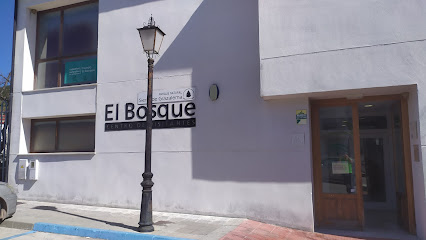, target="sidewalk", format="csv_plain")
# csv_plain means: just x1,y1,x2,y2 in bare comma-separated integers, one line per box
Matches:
2,200,240,240
0,200,418,240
